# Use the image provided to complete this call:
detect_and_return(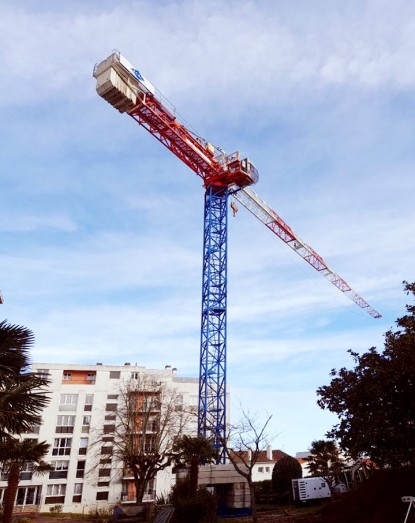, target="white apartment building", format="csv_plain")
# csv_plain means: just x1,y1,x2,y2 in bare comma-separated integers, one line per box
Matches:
0,362,199,514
